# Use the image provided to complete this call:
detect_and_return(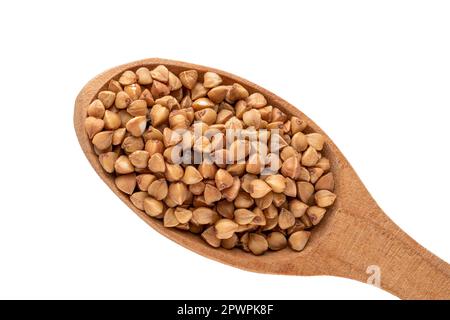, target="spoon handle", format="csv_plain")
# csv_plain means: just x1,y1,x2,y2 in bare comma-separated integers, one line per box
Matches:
318,167,450,299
